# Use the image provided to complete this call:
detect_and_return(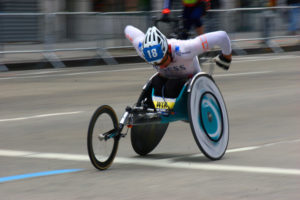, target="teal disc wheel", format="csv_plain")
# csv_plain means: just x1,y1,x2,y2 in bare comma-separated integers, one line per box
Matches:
199,92,223,142
188,73,229,160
